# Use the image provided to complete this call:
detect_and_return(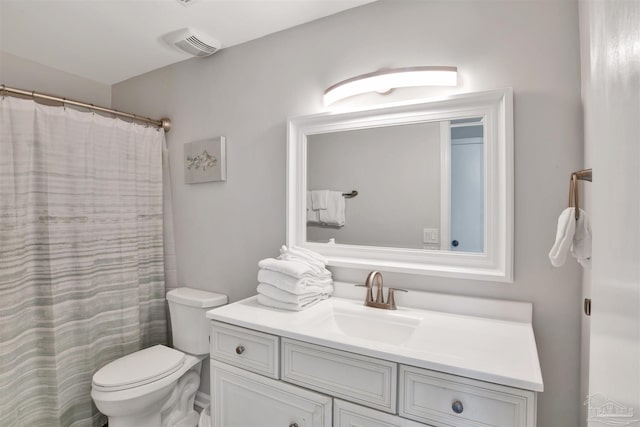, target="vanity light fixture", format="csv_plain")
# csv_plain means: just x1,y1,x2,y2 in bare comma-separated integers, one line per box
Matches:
323,66,458,106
